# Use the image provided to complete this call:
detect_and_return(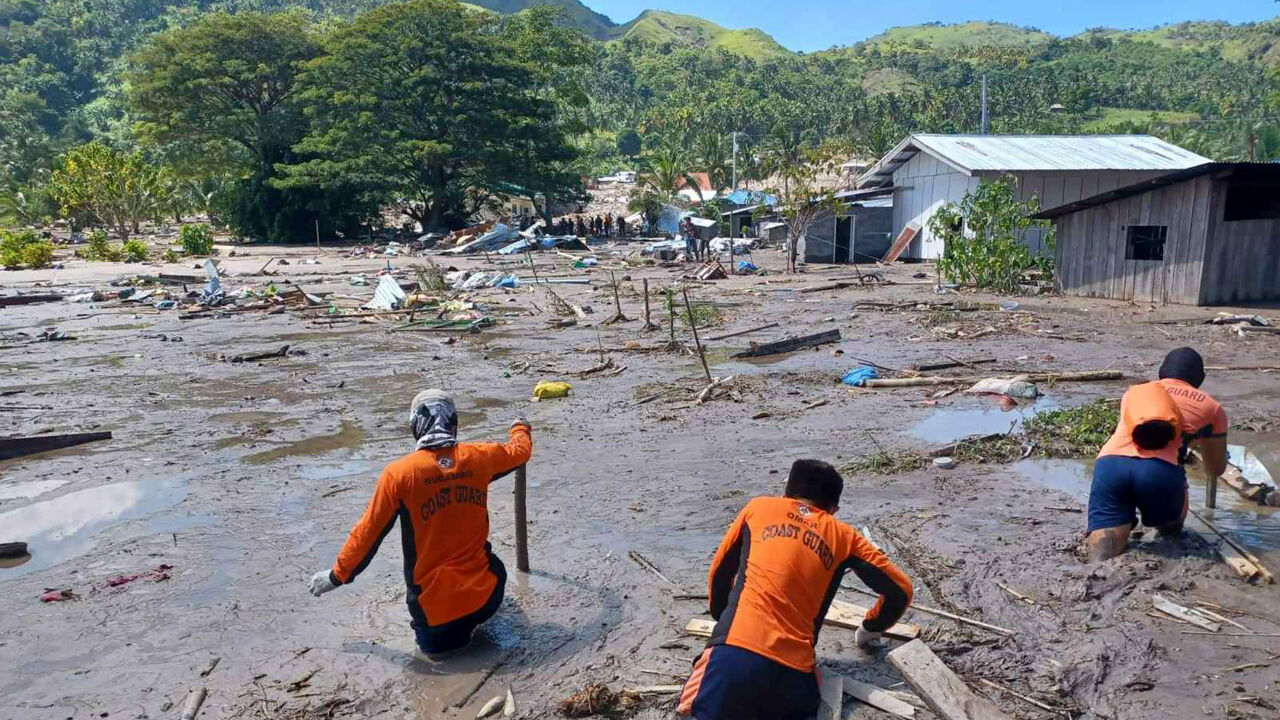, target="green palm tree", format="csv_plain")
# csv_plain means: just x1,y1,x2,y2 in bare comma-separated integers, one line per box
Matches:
639,141,700,203
693,131,732,193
